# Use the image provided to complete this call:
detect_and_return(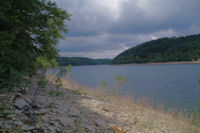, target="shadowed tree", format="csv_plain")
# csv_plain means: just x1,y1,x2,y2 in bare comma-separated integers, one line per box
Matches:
0,0,70,89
